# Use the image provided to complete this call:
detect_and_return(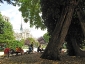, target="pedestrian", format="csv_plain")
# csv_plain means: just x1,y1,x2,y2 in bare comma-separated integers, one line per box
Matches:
4,47,10,57
28,42,34,53
30,42,33,52
37,44,42,52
